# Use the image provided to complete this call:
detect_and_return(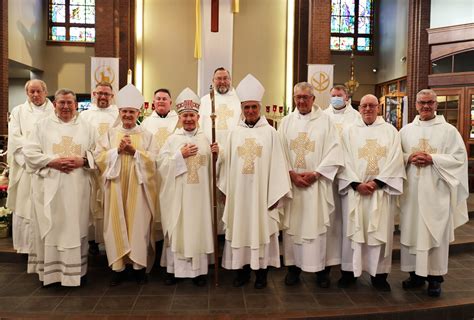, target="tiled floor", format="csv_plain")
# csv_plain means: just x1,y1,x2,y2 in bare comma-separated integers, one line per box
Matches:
0,251,472,319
